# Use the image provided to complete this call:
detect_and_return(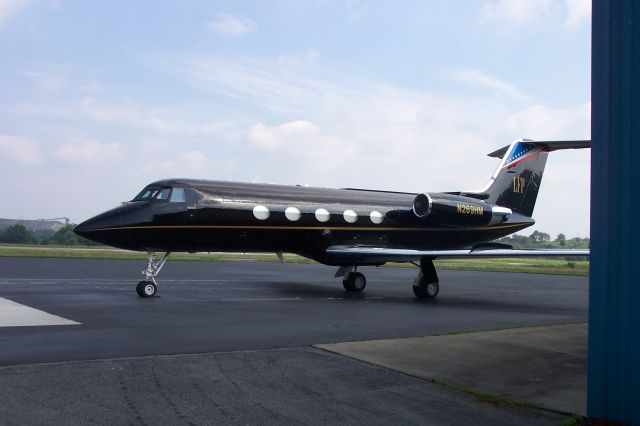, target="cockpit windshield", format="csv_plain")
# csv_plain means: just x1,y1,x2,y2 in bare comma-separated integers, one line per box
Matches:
133,187,161,200
132,187,188,203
